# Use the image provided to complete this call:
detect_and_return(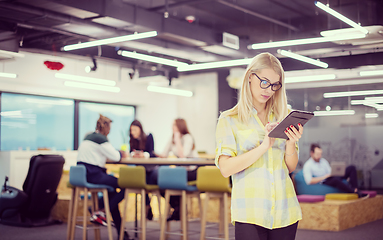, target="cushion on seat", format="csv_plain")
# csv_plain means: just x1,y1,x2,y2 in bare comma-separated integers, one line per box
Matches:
297,194,325,203
360,190,377,198
325,193,358,200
